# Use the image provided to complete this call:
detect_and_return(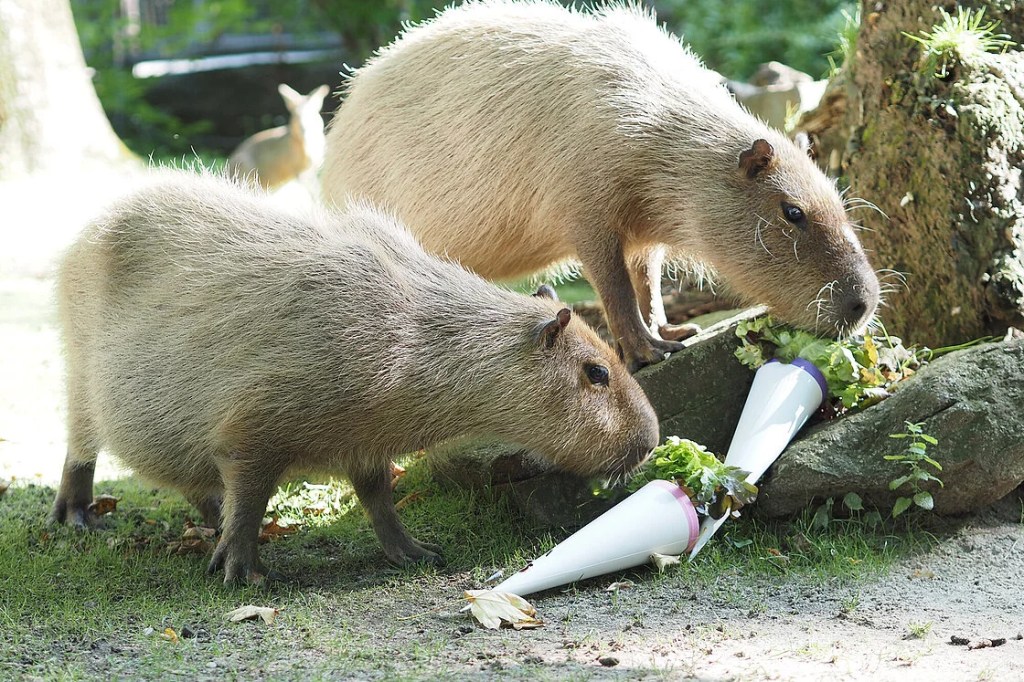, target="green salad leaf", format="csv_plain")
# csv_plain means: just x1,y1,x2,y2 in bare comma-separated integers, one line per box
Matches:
628,437,758,518
734,315,929,411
